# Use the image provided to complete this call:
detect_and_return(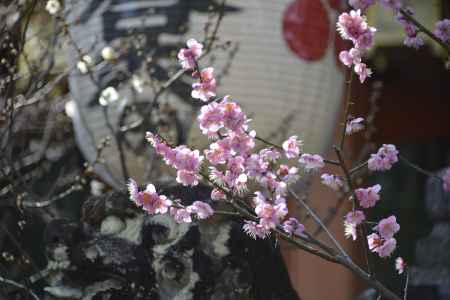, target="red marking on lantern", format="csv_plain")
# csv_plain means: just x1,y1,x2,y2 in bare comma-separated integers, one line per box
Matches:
282,0,330,61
